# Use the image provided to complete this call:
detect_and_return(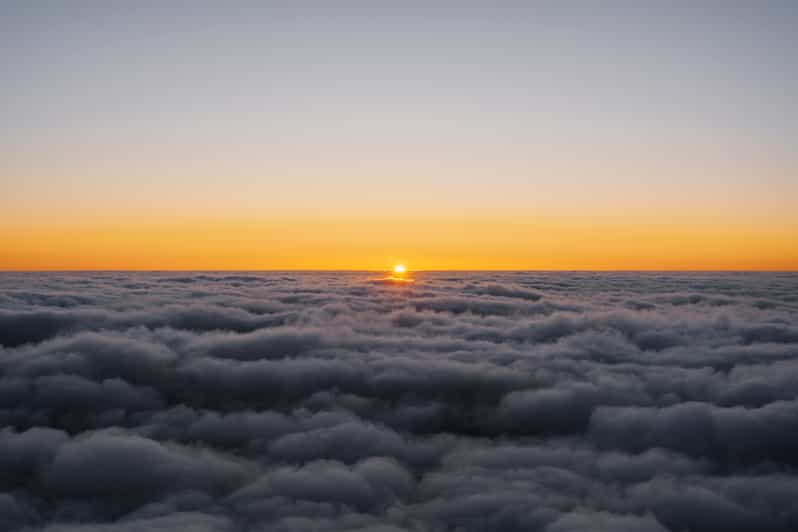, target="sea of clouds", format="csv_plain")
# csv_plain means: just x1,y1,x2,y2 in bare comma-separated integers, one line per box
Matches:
1,271,798,532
